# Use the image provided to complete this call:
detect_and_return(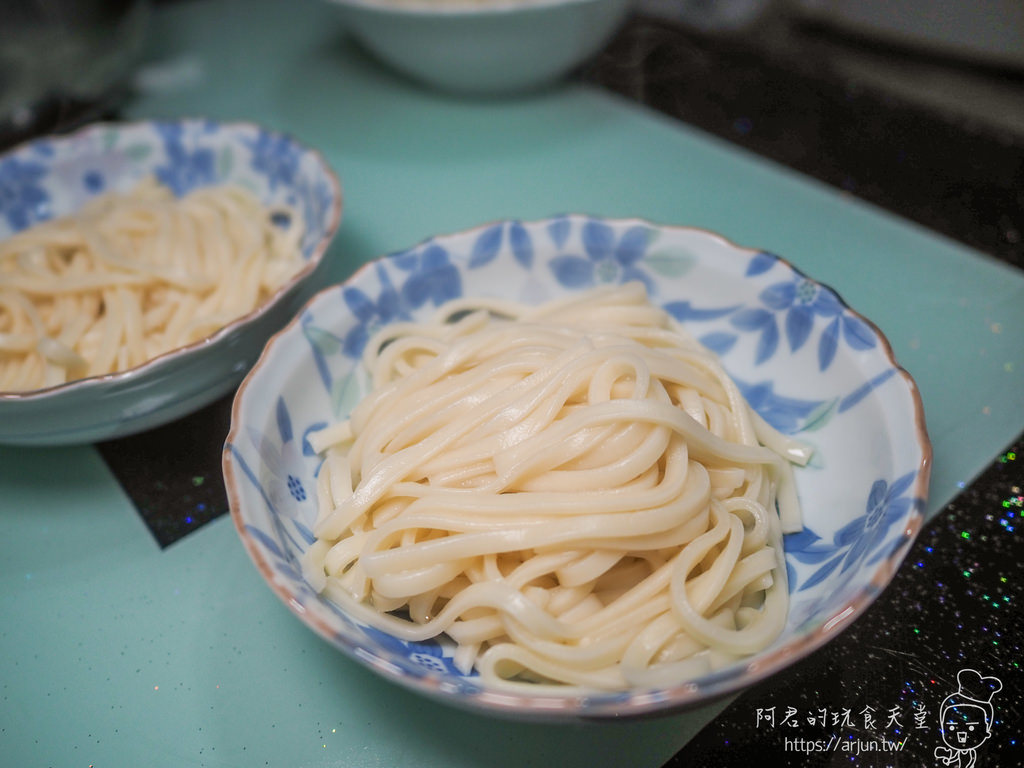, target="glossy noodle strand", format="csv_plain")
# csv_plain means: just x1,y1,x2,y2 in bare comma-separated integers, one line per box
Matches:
0,177,304,391
305,282,811,691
